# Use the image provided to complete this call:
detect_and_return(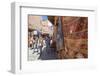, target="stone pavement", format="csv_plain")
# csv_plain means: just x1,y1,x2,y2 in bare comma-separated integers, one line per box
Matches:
28,47,58,61
28,48,40,61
